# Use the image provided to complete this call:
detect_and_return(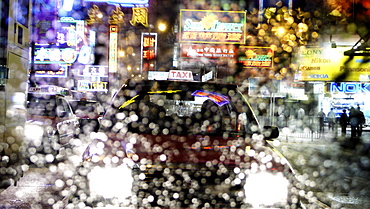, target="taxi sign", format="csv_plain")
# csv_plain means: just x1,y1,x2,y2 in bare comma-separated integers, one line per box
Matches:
168,70,194,81
28,85,71,96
